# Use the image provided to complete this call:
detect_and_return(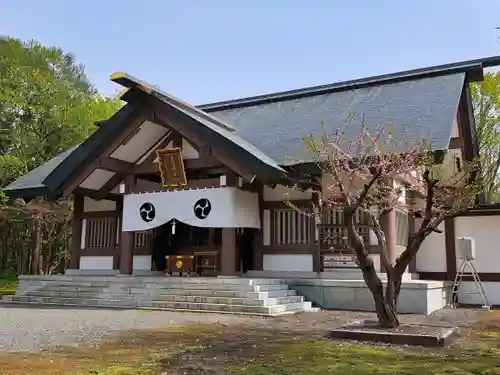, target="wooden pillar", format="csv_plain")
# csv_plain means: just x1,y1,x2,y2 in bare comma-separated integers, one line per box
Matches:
69,193,84,270
114,197,123,270
252,183,264,270
407,190,417,273
220,228,237,276
311,192,321,272
380,209,397,267
119,175,135,275
444,217,457,281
